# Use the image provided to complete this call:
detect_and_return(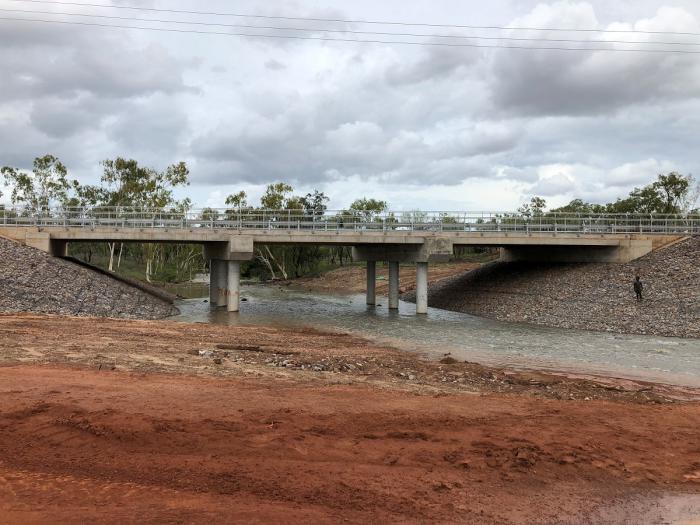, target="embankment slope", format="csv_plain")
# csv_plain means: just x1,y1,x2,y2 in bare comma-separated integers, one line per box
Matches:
408,237,699,338
0,236,178,319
